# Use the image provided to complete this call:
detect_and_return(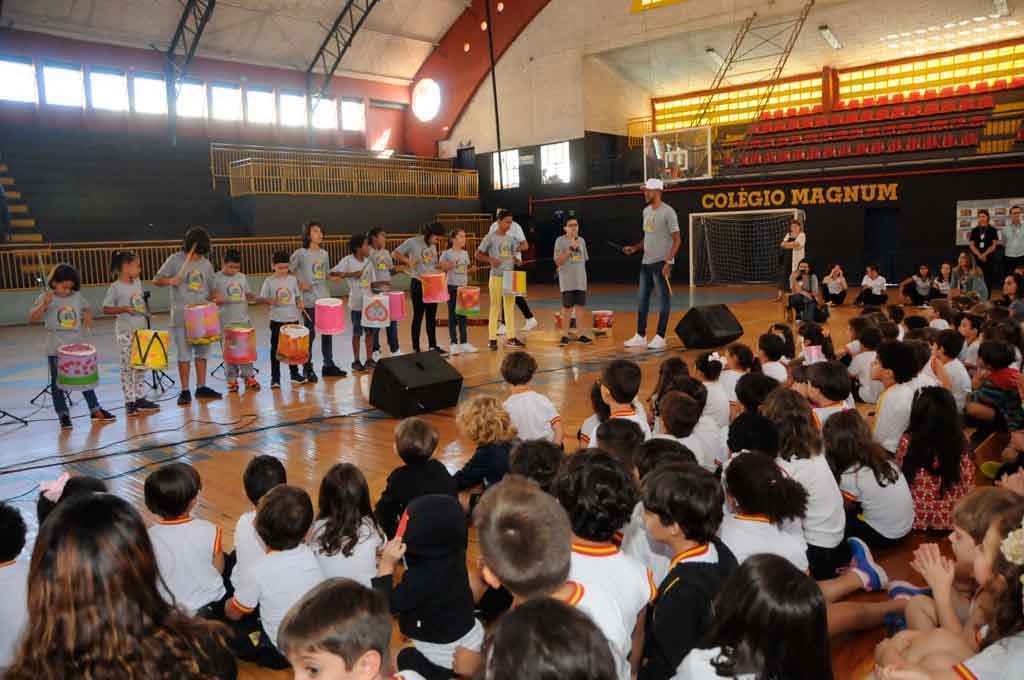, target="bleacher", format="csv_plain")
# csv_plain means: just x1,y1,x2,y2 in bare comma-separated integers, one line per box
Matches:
724,77,1024,169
